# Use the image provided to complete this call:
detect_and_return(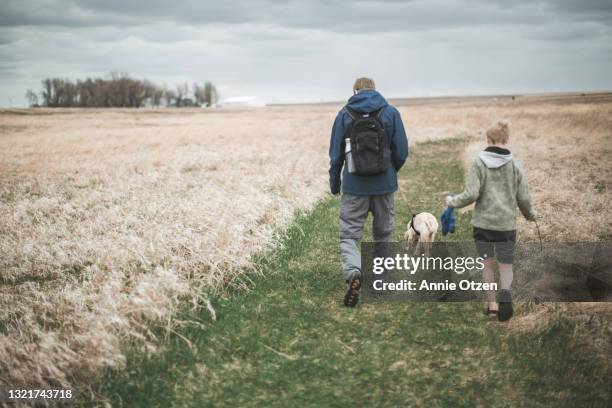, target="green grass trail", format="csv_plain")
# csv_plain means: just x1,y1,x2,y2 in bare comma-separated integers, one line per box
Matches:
98,139,610,407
